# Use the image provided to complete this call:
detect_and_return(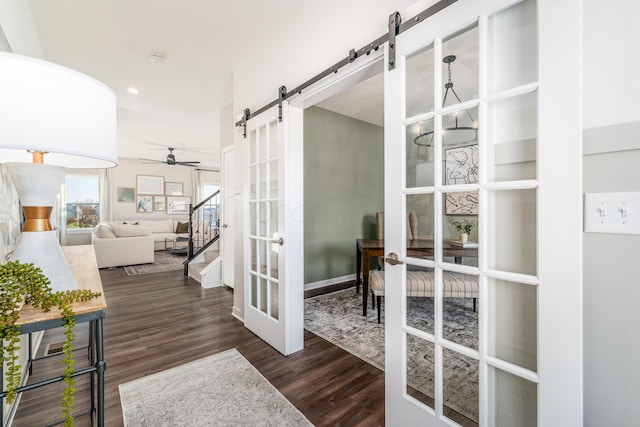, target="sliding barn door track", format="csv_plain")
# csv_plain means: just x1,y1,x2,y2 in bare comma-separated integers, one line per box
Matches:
235,0,458,135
